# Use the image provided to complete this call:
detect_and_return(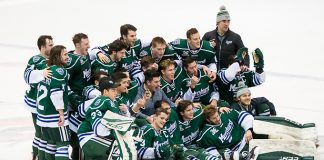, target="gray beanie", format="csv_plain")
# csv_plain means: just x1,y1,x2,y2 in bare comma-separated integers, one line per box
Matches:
236,82,251,98
217,5,231,23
